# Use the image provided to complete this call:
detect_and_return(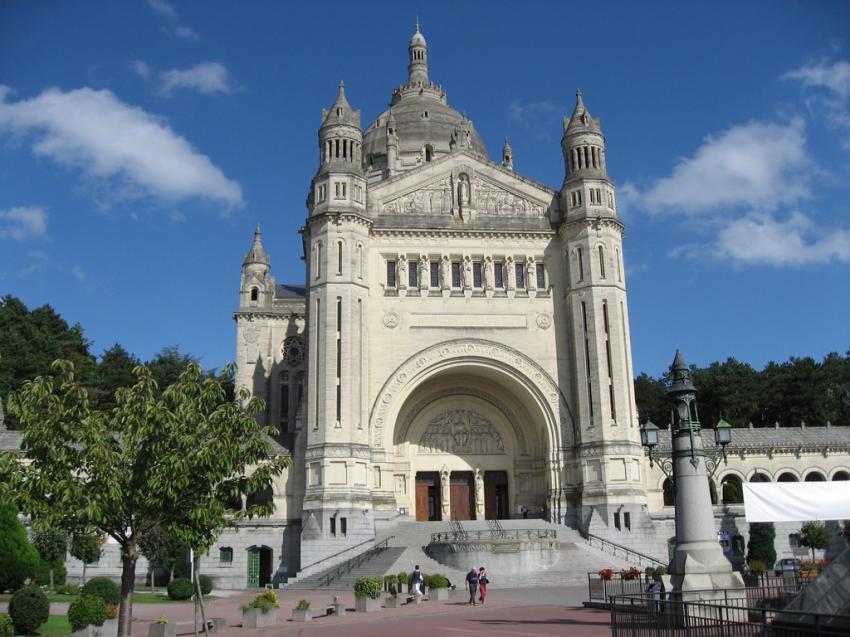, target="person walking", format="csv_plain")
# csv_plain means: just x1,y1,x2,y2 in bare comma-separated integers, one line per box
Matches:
478,567,489,604
465,567,479,605
412,565,424,596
